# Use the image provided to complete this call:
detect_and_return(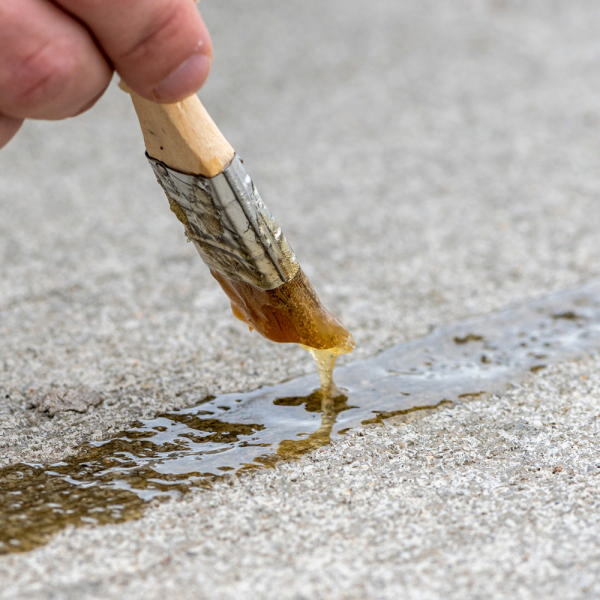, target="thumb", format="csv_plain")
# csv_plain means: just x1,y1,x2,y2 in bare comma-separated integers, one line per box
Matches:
56,0,213,102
